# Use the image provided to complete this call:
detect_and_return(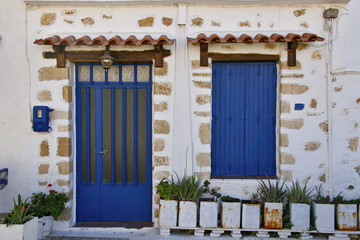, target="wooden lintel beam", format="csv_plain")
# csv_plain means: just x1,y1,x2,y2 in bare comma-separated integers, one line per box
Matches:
209,53,280,62
287,42,298,67
200,43,209,67
43,49,171,65
53,45,66,68
154,44,164,68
